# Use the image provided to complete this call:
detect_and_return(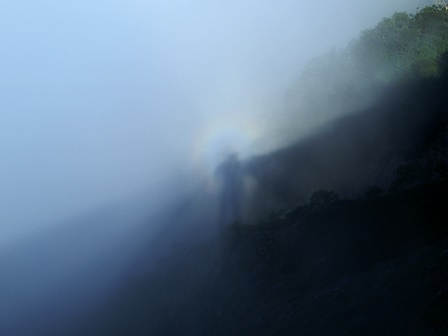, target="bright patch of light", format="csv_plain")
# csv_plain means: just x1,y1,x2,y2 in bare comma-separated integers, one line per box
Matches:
192,115,261,180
